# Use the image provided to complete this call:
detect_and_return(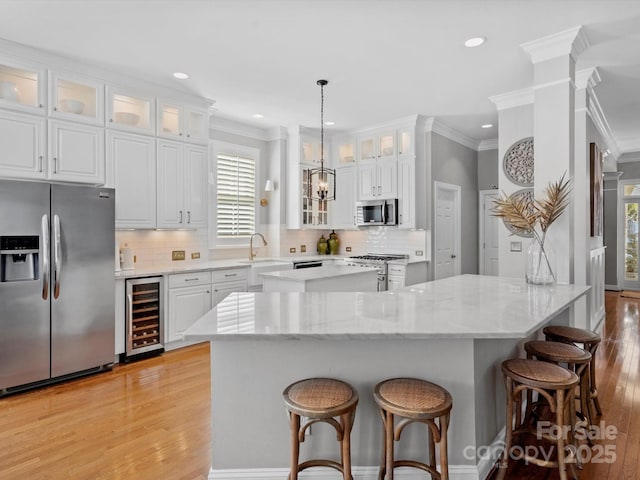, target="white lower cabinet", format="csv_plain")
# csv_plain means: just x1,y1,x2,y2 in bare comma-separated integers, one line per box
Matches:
387,261,429,290
166,271,212,344
165,267,248,346
387,264,406,291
